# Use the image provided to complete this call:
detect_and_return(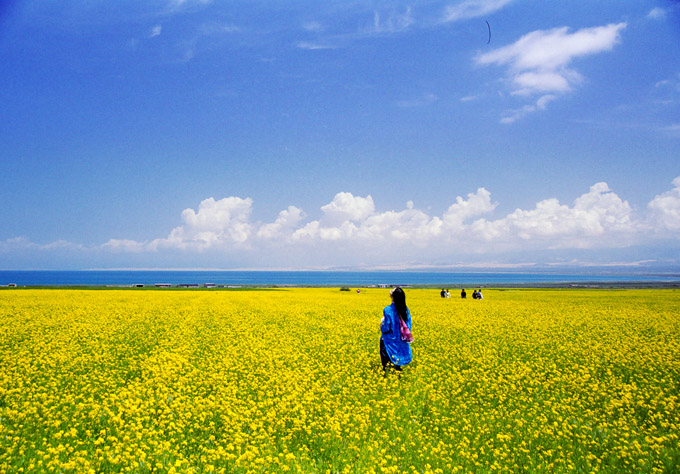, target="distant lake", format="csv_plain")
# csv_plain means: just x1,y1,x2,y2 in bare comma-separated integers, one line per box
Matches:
1,270,678,287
